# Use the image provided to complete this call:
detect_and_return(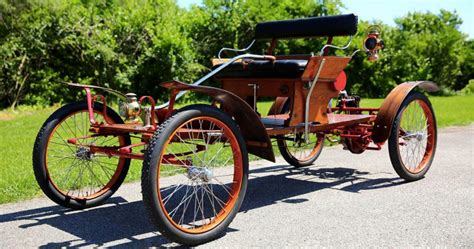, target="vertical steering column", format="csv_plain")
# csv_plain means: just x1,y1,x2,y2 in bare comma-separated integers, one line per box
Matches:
304,58,326,142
